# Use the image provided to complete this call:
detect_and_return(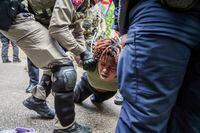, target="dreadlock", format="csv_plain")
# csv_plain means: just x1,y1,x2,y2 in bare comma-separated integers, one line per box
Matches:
93,37,122,65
